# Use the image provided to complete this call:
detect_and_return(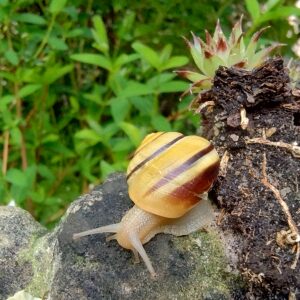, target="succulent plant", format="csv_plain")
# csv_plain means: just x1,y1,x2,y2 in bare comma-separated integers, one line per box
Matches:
177,17,284,101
